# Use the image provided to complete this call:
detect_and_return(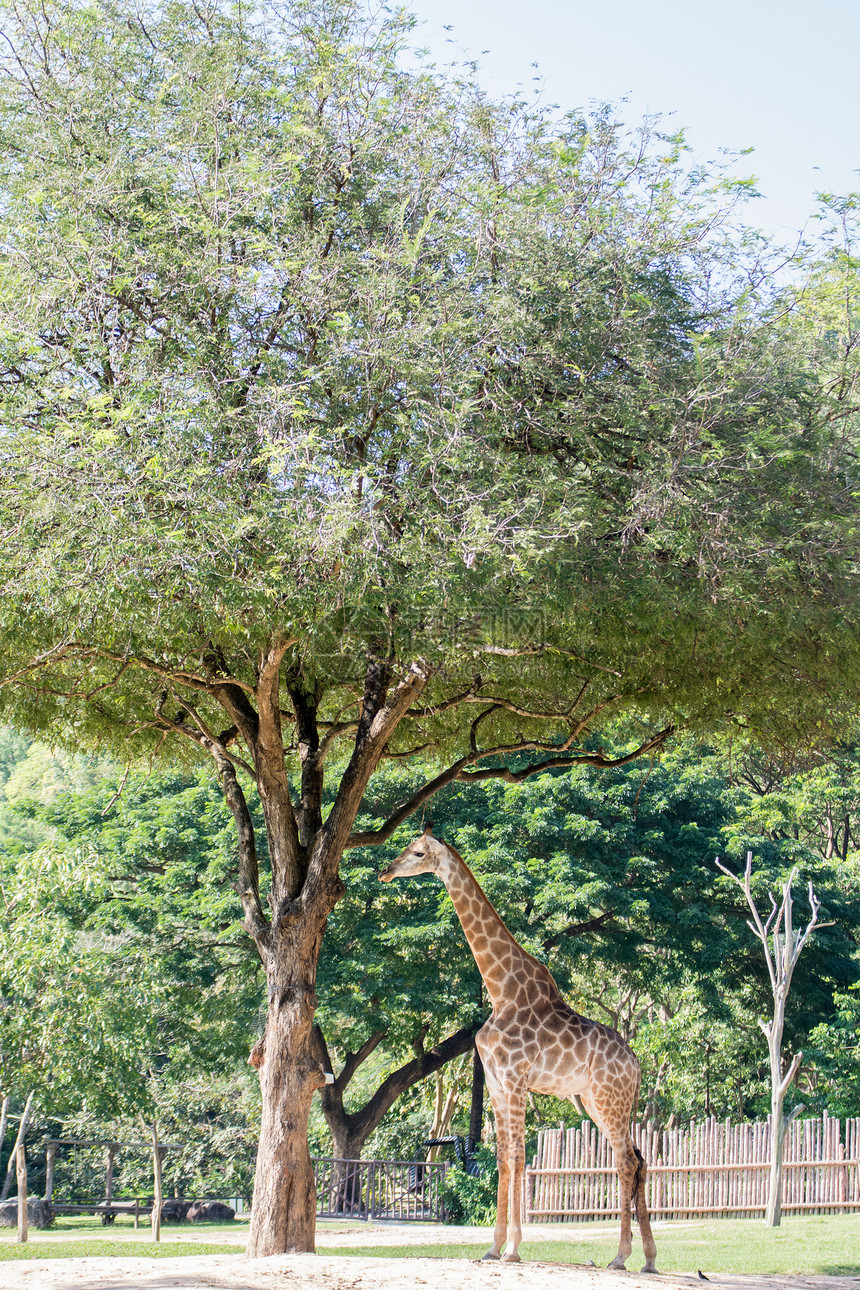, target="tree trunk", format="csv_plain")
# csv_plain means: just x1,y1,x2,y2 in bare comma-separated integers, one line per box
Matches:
764,1031,802,1228
765,1108,786,1227
467,1049,485,1156
717,857,820,1230
427,1066,463,1162
314,1019,481,1179
0,1096,9,1166
328,1126,367,1217
765,1020,786,1227
105,1144,117,1203
765,990,789,1226
150,1123,162,1243
16,1144,27,1245
222,651,429,1257
247,917,331,1257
